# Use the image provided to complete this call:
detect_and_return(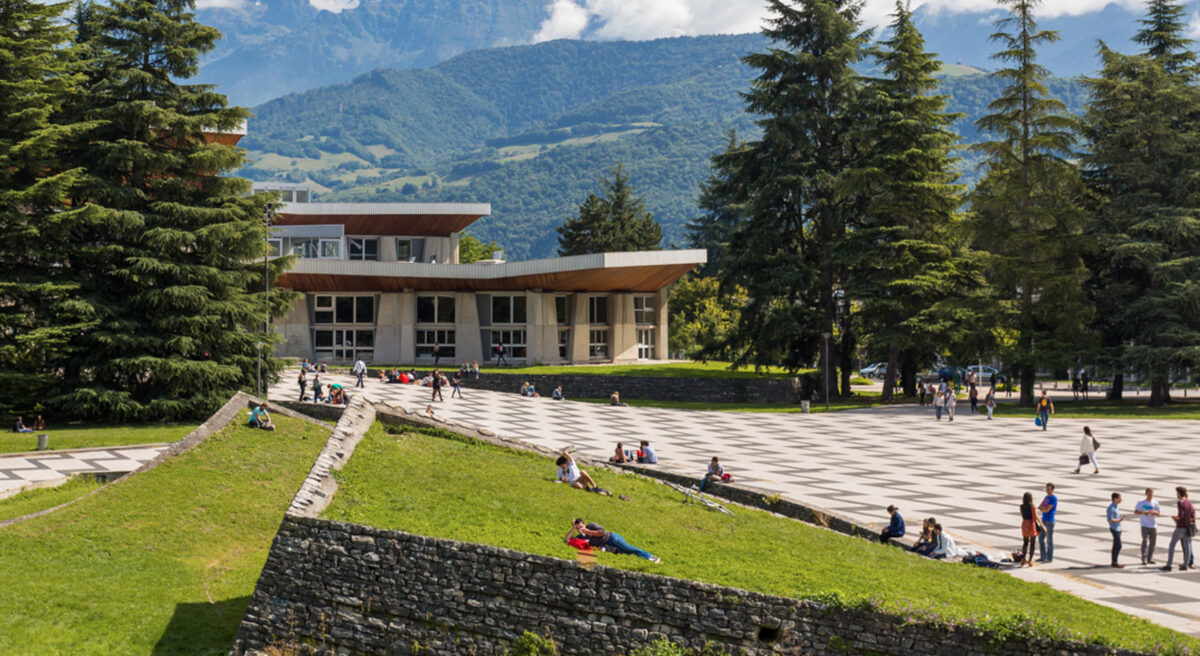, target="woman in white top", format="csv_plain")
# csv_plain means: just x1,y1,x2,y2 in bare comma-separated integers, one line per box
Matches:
1075,426,1100,474
934,391,946,421
945,391,957,422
